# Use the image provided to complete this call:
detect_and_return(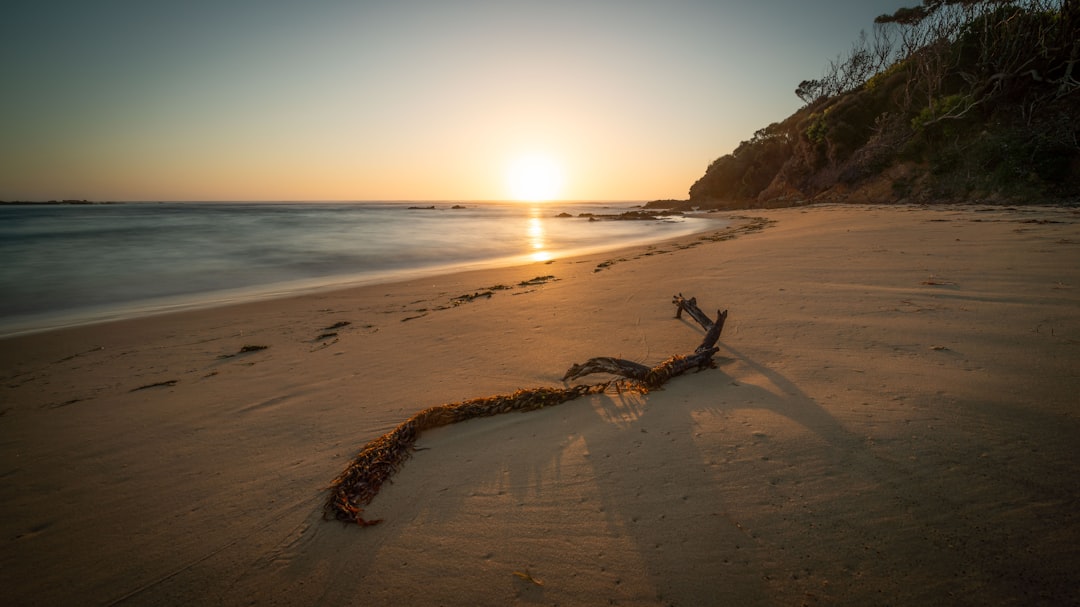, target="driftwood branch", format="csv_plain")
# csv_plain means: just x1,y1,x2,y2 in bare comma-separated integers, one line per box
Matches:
562,357,652,382
325,294,728,526
674,293,728,352
563,294,727,387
